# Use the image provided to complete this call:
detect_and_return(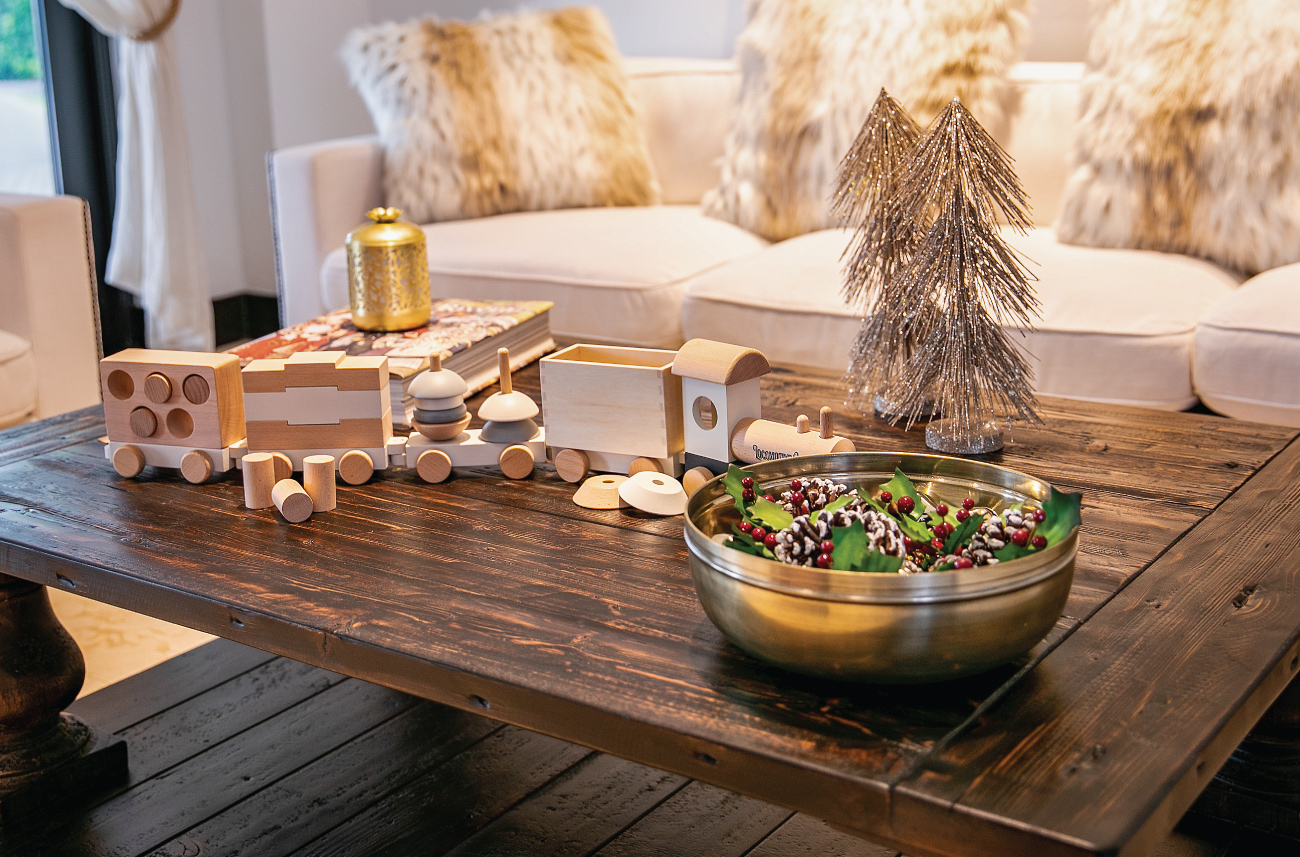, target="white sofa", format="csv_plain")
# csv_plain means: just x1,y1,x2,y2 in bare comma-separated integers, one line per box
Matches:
269,58,1300,427
0,194,102,428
